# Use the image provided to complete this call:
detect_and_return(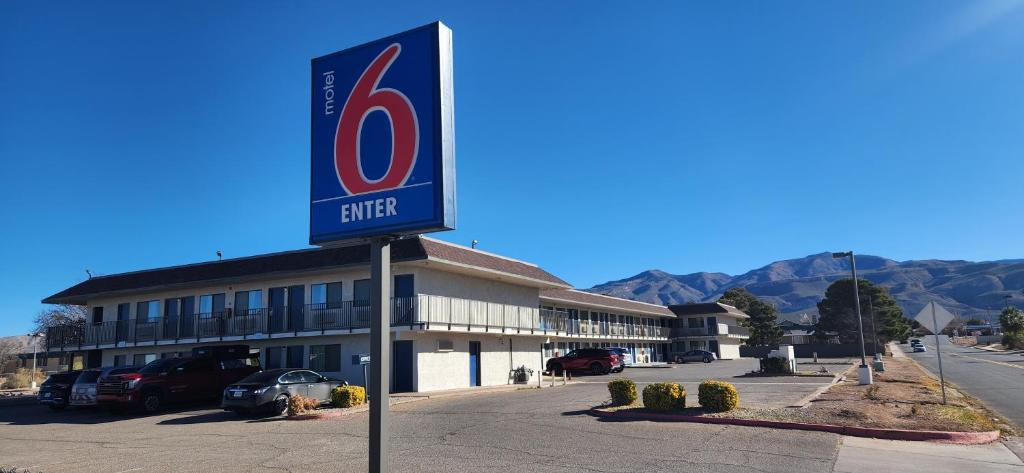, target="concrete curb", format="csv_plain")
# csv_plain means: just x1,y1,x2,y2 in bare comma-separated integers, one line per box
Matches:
287,383,565,421
589,407,1001,444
